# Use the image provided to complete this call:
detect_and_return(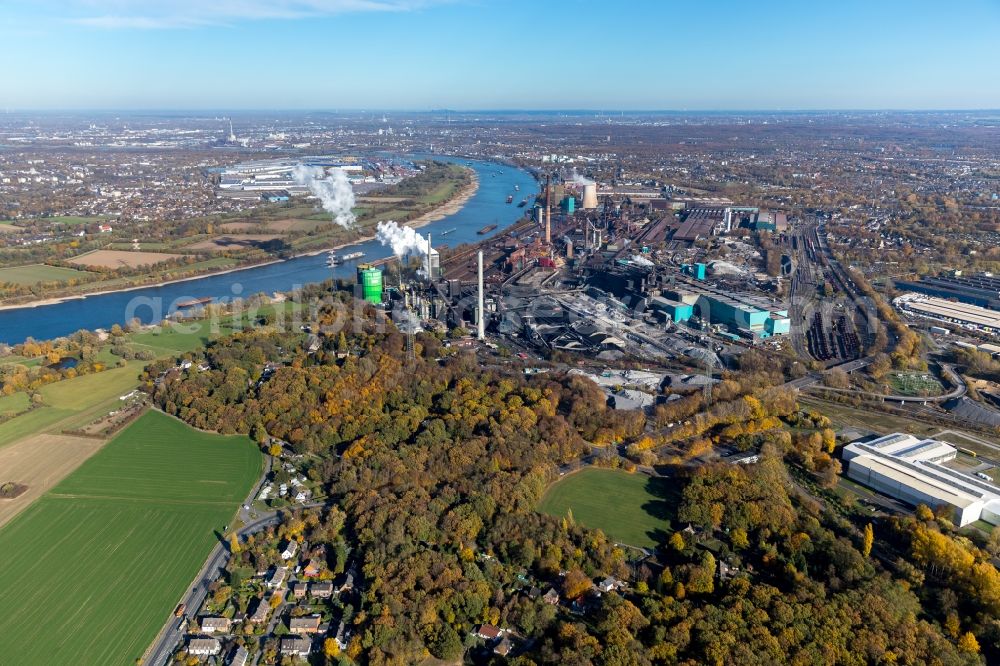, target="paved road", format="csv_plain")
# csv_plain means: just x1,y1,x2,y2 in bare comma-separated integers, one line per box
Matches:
783,356,875,390
144,499,334,666
144,511,281,666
